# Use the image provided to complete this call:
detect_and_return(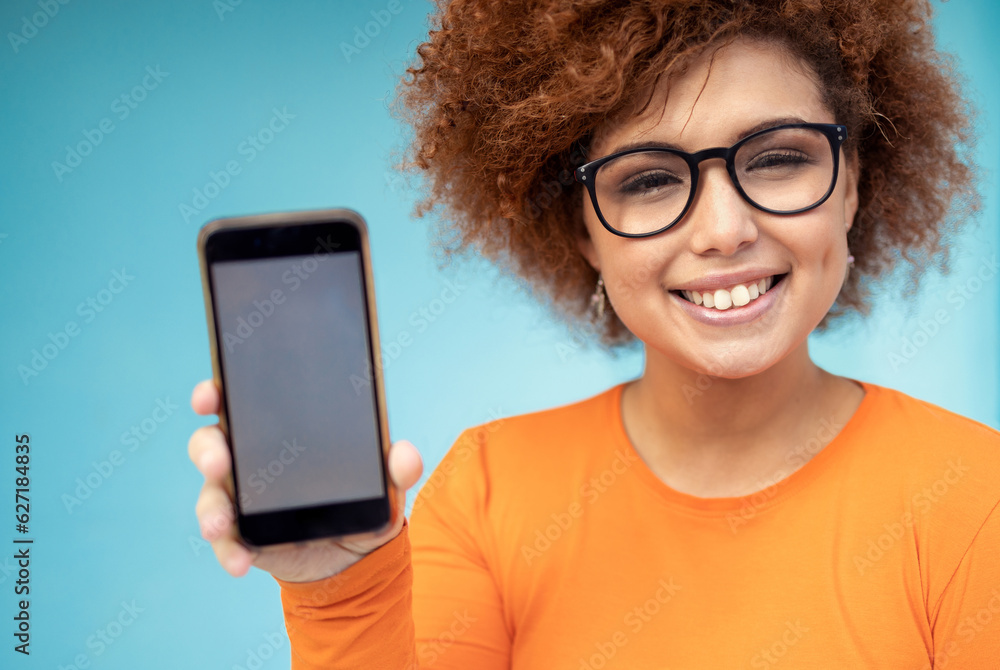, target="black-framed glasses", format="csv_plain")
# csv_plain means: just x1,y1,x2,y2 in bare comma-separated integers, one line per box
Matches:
575,123,847,238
